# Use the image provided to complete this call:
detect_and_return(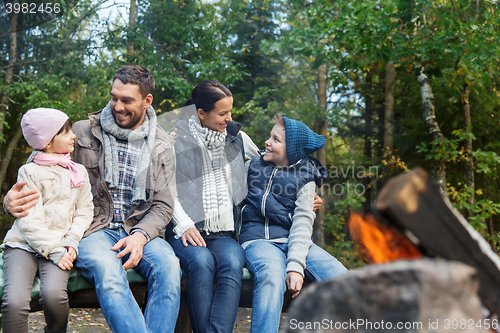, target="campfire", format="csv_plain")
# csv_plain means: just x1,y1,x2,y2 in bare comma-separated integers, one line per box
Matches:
348,212,422,264
282,167,500,333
